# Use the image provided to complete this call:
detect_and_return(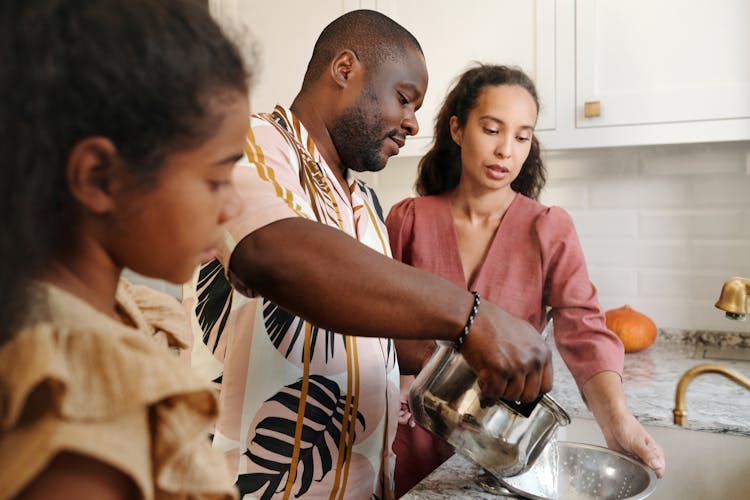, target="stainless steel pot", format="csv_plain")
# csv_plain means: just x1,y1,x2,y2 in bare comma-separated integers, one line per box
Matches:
409,342,570,477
